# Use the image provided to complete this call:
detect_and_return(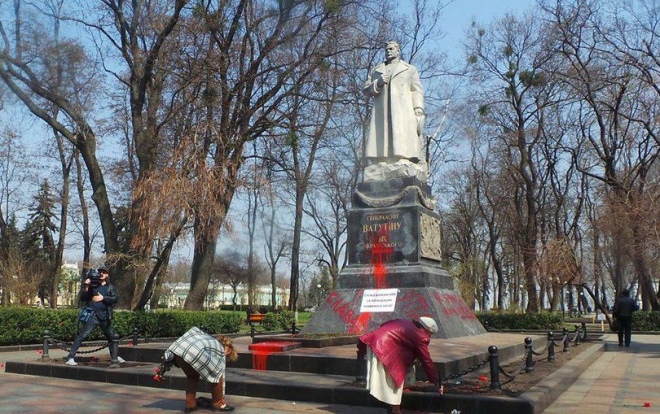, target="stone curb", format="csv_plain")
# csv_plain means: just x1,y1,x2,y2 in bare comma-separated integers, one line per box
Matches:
519,341,605,413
